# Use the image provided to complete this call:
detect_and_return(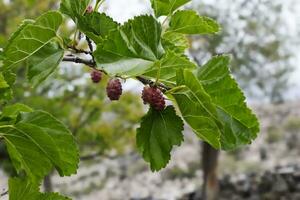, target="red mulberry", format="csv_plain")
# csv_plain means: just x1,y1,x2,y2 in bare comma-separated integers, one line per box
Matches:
142,86,166,111
91,70,102,83
106,79,122,101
